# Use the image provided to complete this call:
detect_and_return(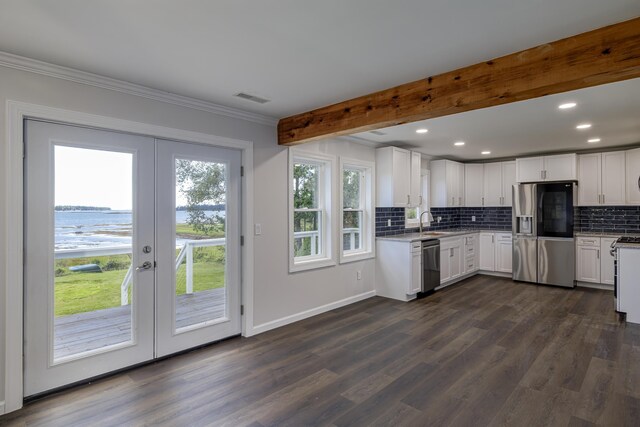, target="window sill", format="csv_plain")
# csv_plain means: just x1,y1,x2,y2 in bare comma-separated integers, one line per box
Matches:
289,257,336,273
339,251,375,264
